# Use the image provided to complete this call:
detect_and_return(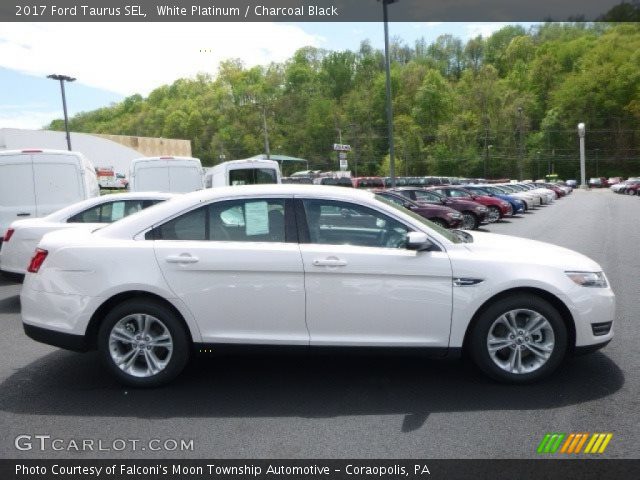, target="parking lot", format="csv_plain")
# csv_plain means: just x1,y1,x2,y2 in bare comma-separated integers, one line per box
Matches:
0,188,638,459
